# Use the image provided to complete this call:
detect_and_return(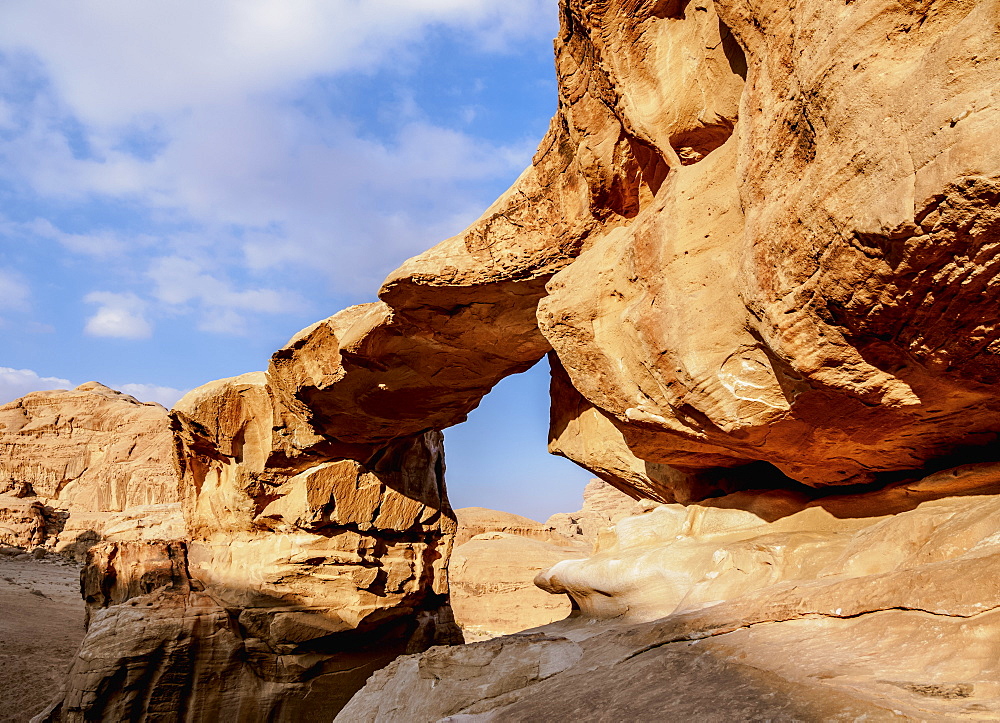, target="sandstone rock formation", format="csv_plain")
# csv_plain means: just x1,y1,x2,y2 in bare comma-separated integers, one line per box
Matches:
340,463,1000,721
48,367,463,721
539,0,1000,502
50,0,1000,717
545,478,648,545
450,507,588,640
